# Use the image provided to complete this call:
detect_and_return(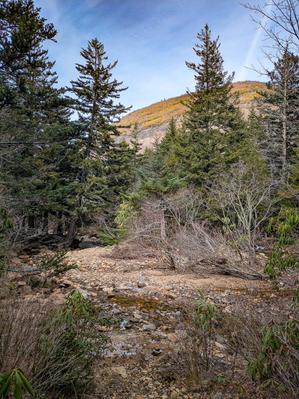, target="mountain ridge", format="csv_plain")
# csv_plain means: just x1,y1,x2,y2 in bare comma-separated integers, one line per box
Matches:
118,81,266,149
